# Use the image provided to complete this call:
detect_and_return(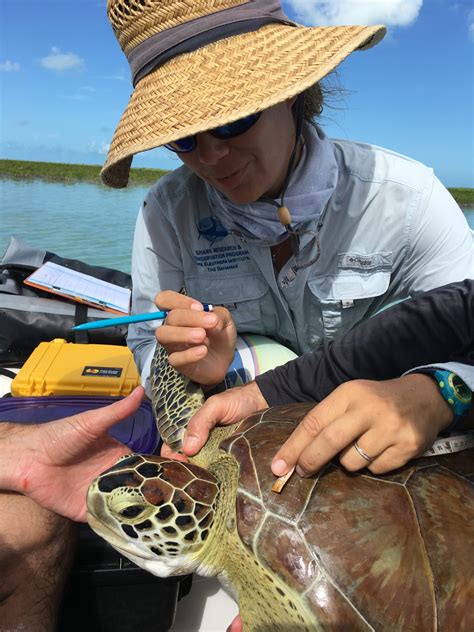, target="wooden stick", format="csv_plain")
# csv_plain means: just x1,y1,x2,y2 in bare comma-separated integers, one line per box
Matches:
271,466,295,493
